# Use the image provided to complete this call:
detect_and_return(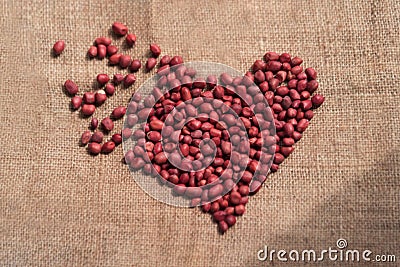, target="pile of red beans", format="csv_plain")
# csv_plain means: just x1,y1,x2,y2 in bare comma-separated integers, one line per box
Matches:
54,22,324,233
123,54,324,233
